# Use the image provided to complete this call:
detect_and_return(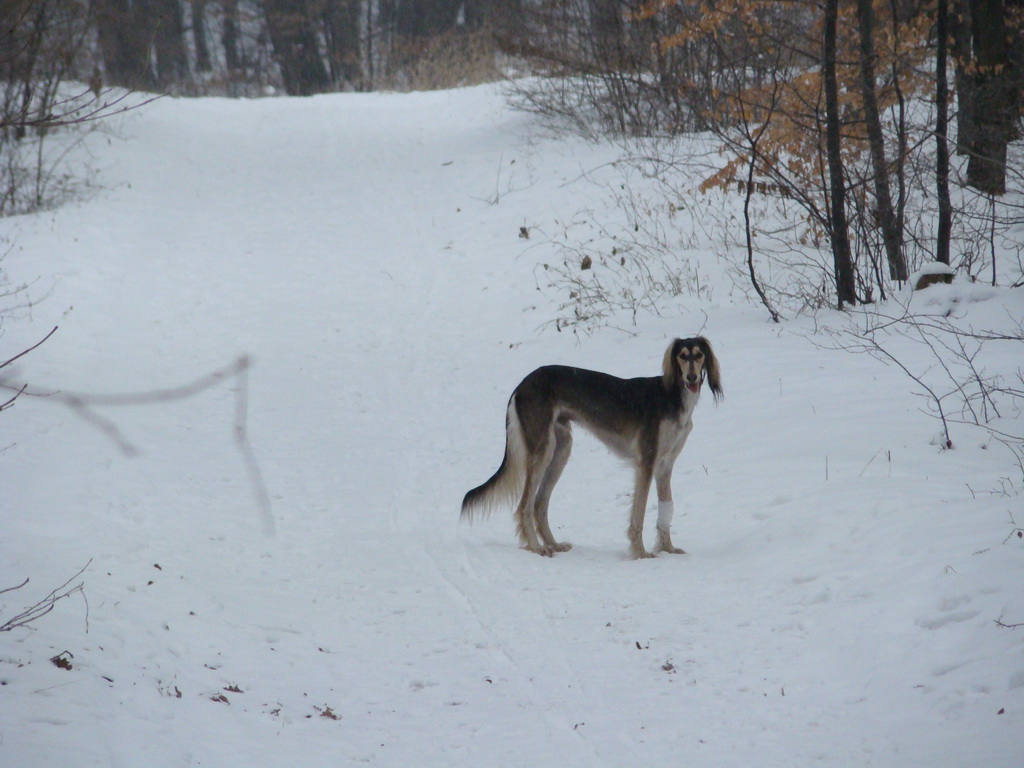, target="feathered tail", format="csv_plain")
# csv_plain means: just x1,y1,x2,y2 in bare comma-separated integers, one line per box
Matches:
461,395,526,522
